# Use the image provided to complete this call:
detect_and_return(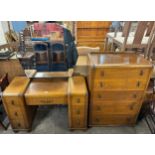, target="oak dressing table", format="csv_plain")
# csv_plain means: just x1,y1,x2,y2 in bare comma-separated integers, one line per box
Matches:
2,72,88,131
